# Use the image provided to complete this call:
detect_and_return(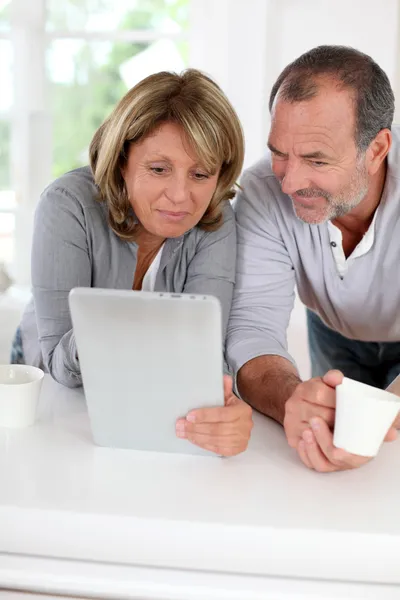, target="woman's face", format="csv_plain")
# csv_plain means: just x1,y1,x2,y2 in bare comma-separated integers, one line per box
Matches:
122,122,220,238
